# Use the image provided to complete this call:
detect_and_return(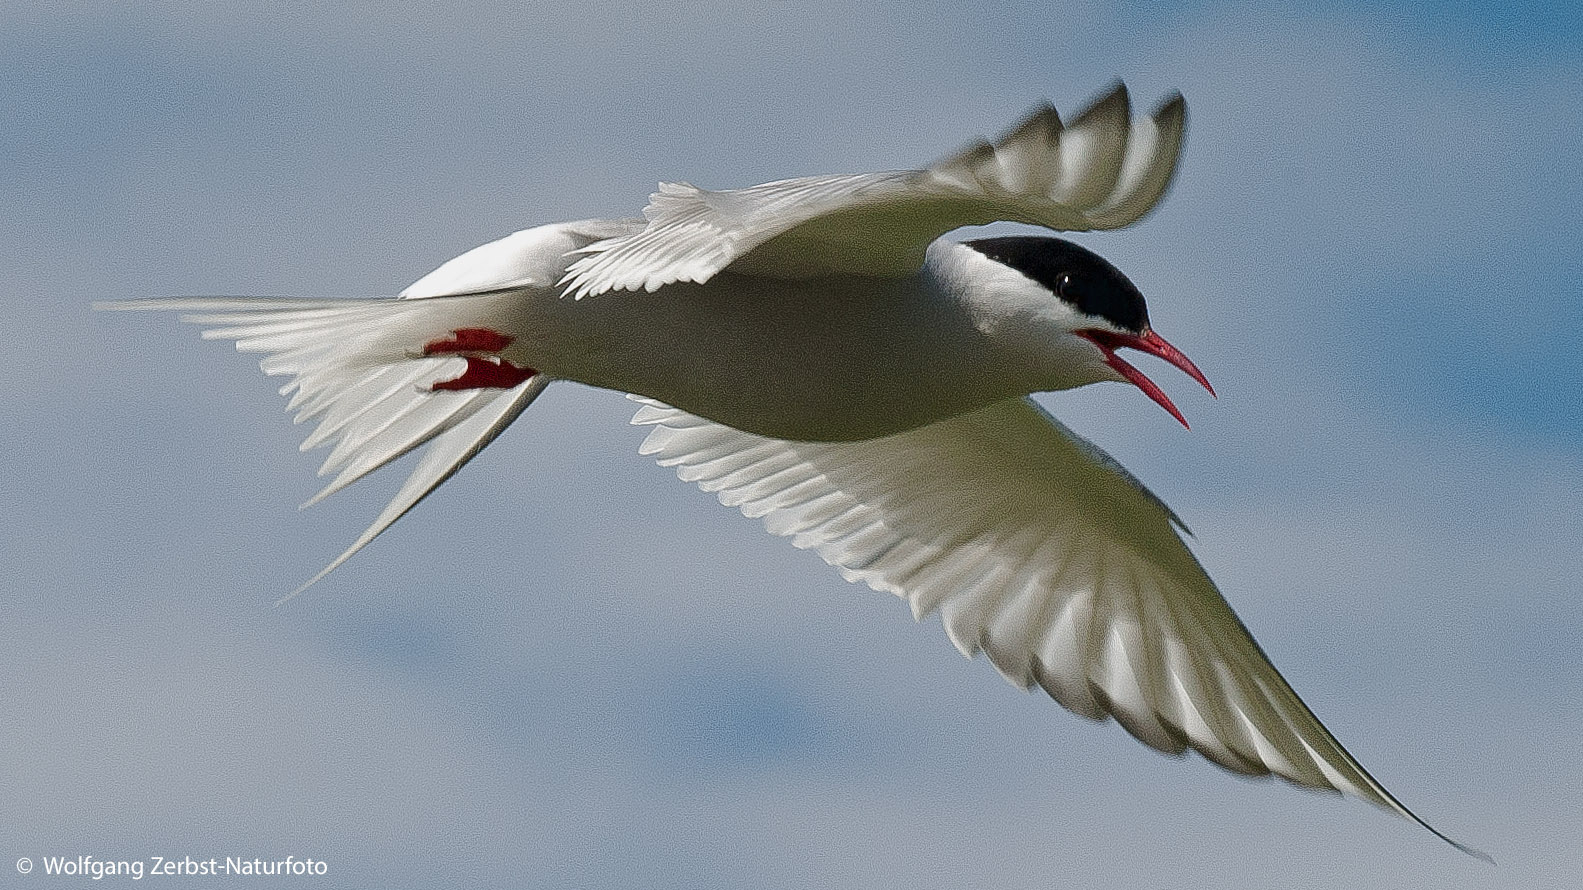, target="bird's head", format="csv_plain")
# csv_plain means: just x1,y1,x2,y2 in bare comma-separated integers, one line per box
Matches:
959,235,1215,428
